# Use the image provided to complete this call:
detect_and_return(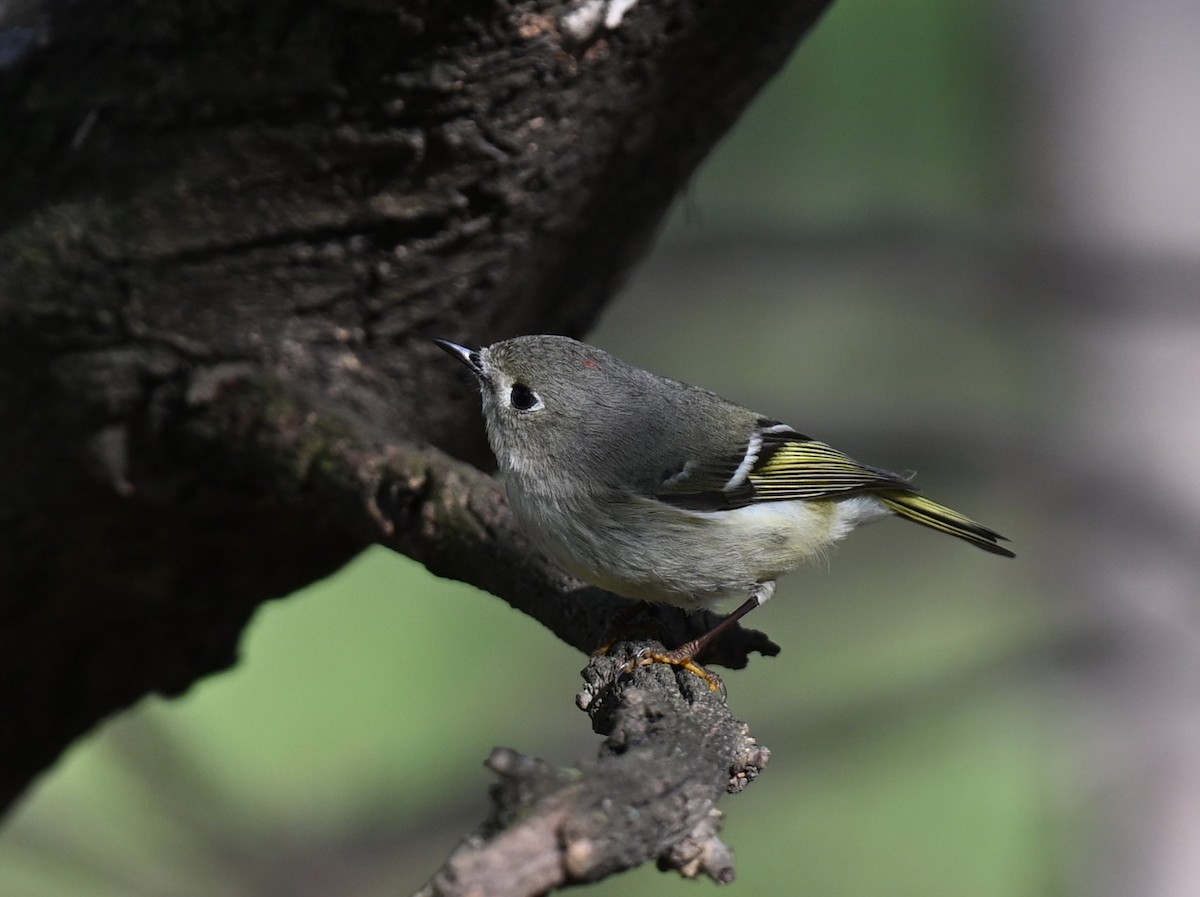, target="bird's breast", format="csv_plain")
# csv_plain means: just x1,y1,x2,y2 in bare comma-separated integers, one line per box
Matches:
505,474,887,610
